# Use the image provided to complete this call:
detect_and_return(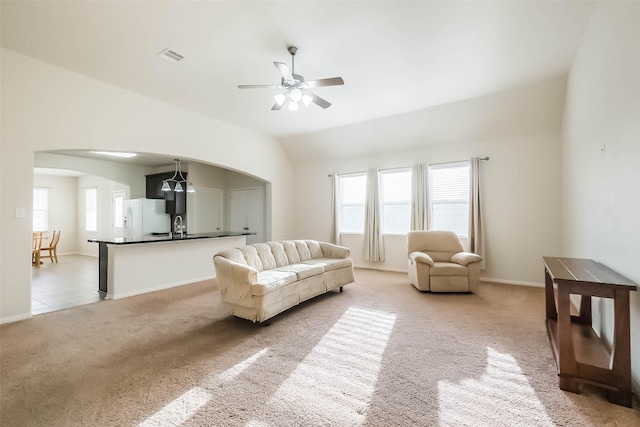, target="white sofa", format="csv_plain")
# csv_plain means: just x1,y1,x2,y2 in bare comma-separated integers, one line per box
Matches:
213,240,355,323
